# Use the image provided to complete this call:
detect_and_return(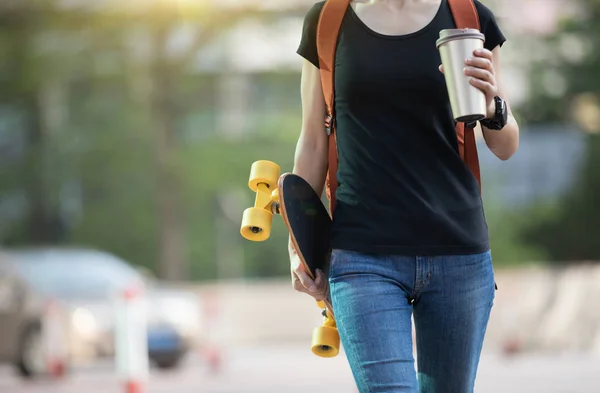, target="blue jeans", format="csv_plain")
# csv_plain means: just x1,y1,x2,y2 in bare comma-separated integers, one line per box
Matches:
328,249,495,393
